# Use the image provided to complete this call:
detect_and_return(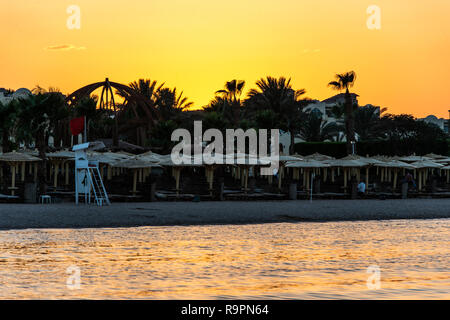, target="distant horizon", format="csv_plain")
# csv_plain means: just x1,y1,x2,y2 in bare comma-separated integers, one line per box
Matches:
2,0,450,118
